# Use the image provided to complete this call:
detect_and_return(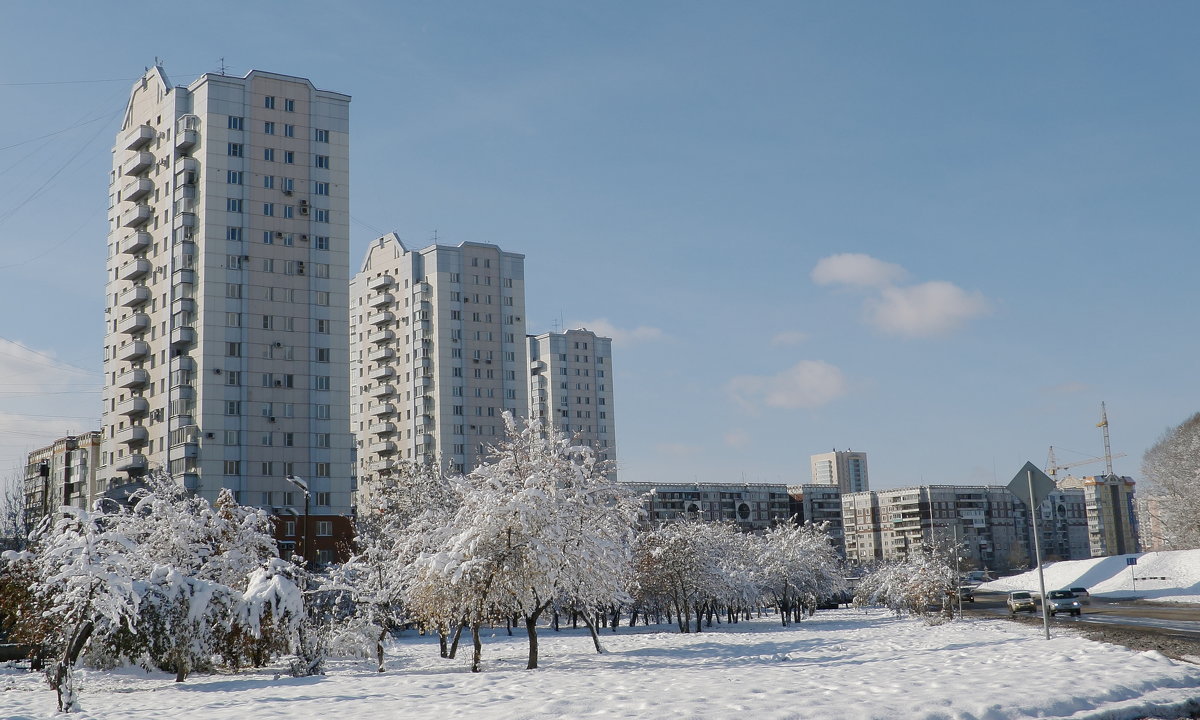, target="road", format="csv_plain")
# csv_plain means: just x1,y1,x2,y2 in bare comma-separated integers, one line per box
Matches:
966,591,1200,640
